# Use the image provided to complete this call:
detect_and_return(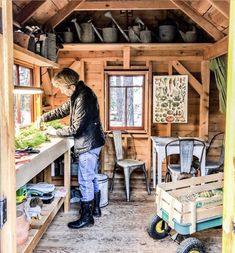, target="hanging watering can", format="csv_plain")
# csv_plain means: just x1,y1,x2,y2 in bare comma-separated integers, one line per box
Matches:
179,26,197,43
71,18,95,43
